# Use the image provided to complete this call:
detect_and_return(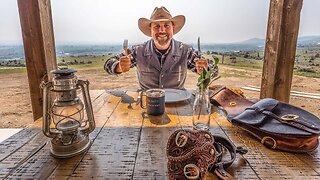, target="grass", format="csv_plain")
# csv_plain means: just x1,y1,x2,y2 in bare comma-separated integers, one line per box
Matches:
294,70,320,78
205,52,320,78
219,68,254,78
0,67,26,74
57,54,109,69
0,54,110,74
204,54,263,70
0,52,319,78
